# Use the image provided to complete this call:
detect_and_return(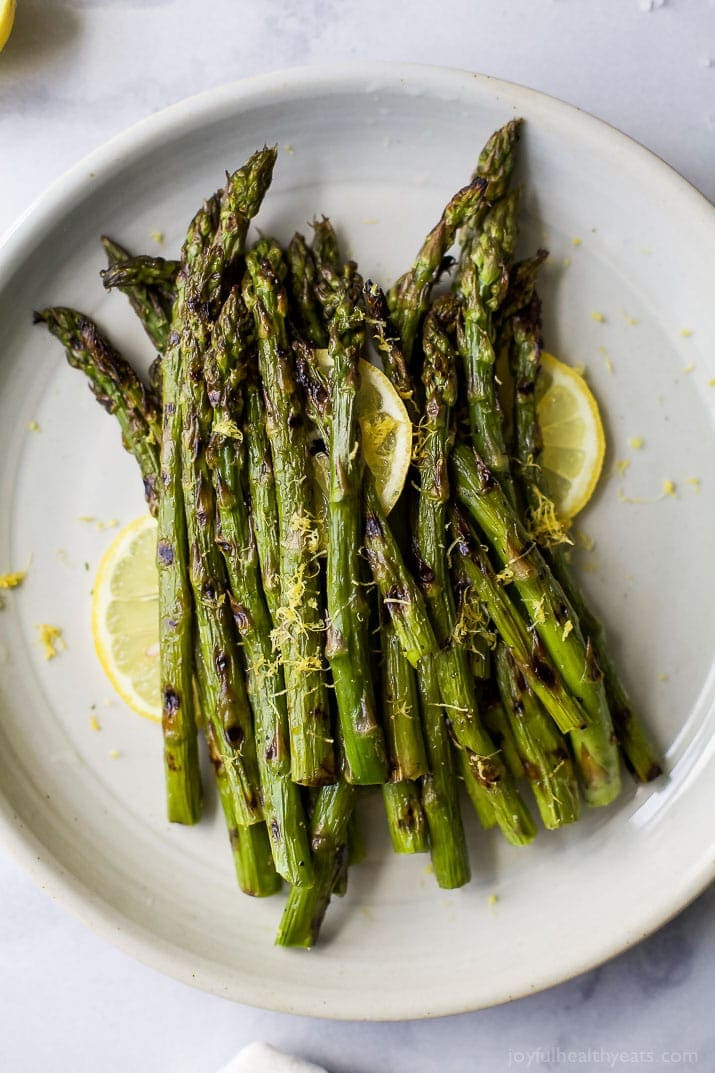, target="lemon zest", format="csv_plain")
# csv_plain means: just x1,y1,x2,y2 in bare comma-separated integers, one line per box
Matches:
212,416,243,441
36,624,65,660
680,329,693,338
89,716,101,732
629,436,645,450
682,362,695,374
662,479,677,497
150,230,164,245
0,569,26,590
28,420,41,432
527,487,573,549
571,237,582,247
562,621,574,642
686,477,701,493
591,311,605,323
532,595,547,625
615,459,631,476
